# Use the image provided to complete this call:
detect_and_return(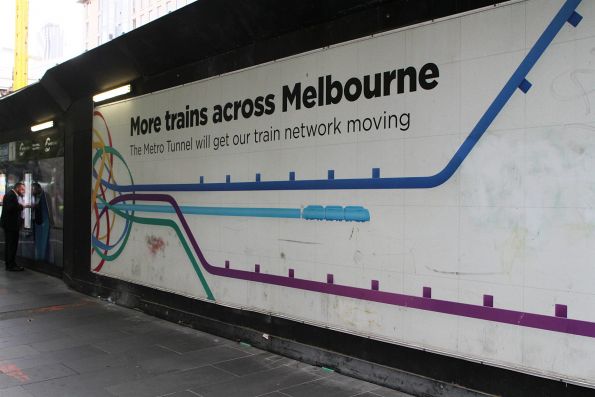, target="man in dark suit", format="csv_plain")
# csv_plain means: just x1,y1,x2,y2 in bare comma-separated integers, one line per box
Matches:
1,182,28,271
